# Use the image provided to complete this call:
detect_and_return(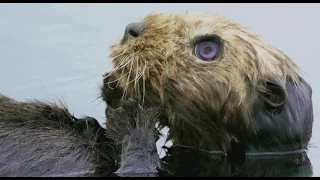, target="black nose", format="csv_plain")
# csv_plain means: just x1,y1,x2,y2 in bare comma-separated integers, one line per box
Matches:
122,22,144,44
